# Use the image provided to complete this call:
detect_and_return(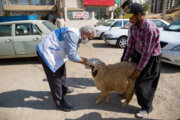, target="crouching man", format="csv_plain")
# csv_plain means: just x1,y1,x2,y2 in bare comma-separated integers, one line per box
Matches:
36,26,99,111
123,3,161,118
